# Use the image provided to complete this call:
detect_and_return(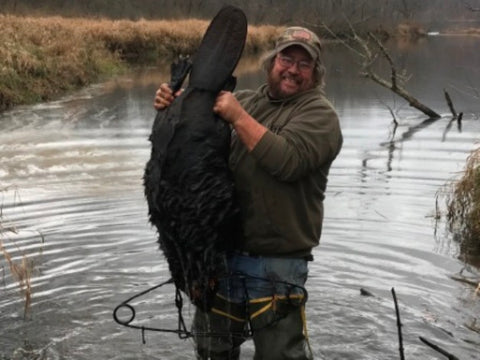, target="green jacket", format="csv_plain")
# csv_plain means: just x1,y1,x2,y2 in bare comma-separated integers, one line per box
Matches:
230,84,343,258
